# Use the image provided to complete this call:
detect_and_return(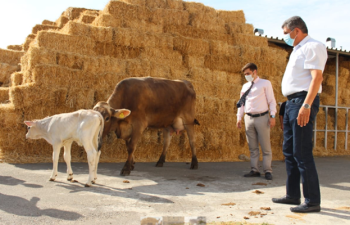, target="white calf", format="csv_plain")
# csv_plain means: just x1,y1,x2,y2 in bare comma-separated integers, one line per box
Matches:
24,109,104,187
